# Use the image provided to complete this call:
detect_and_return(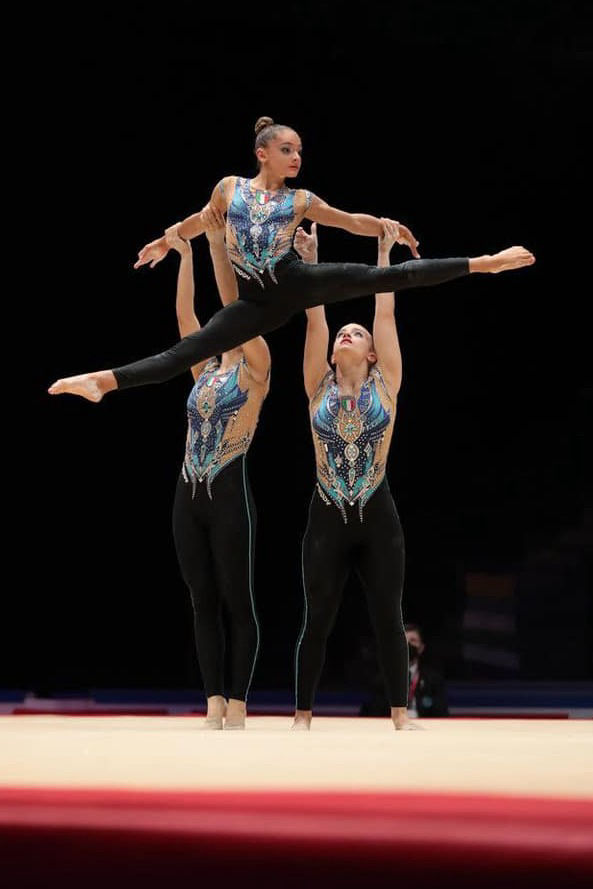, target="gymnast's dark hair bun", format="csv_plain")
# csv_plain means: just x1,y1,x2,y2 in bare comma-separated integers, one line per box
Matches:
255,116,275,135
